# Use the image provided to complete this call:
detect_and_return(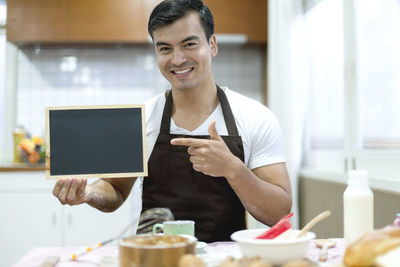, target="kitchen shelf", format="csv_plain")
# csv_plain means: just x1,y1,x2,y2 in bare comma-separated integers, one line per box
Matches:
0,163,45,172
7,0,267,44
